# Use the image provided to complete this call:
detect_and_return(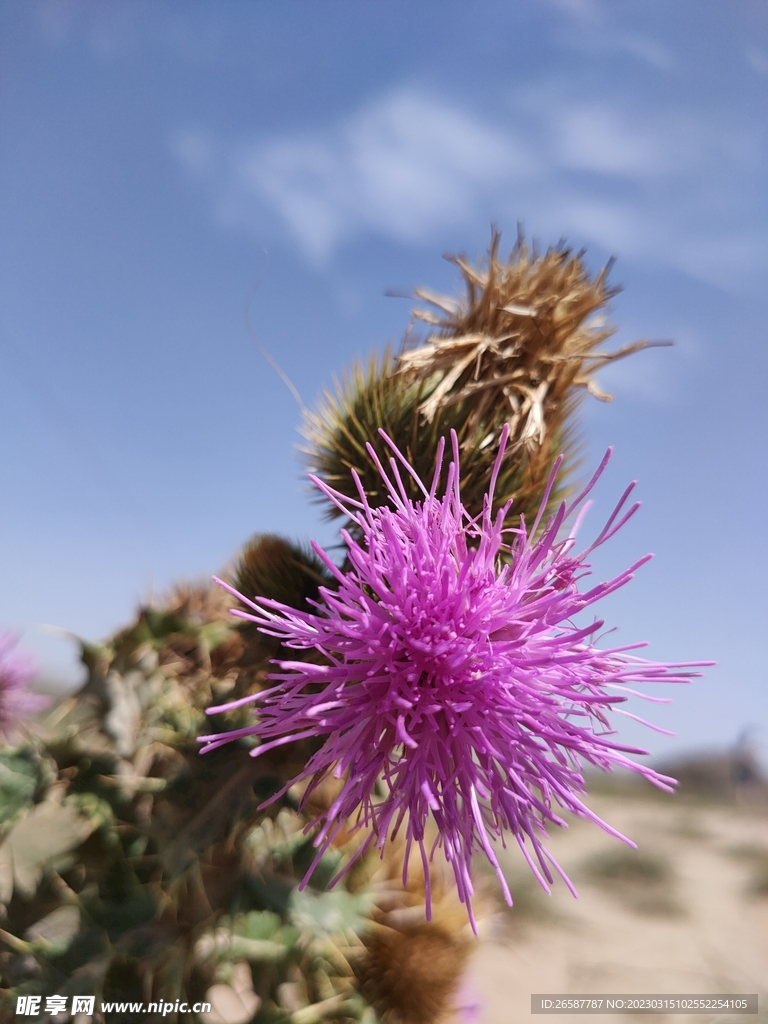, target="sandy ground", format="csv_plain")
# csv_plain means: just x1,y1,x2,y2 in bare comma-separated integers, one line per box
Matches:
465,789,768,1024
